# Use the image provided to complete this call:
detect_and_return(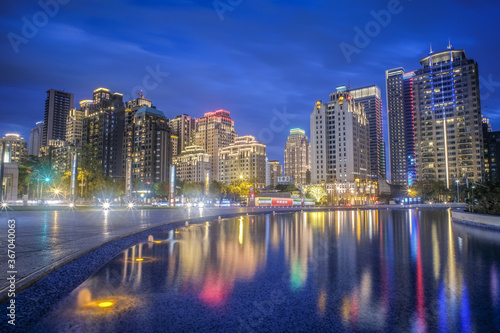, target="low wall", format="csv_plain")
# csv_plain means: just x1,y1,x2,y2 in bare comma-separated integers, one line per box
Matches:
451,210,500,228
